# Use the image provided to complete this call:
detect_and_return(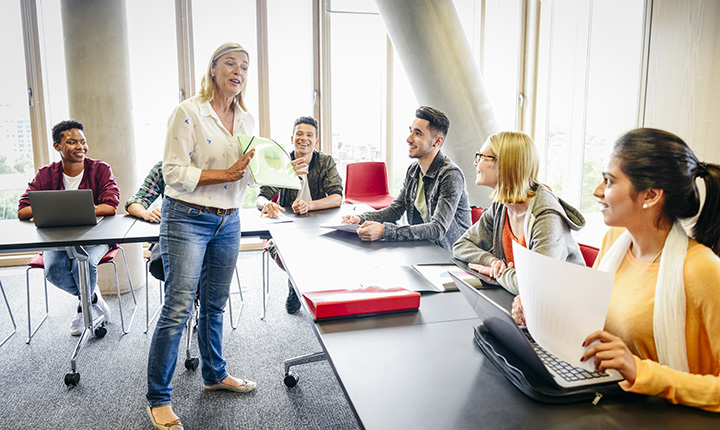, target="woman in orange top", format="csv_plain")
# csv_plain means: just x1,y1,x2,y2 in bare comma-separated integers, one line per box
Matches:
516,128,720,411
